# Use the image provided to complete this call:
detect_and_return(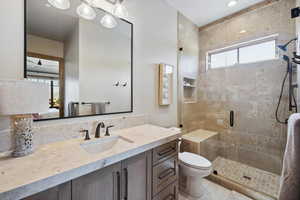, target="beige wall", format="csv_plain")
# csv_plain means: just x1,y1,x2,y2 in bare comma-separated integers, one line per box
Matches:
0,1,23,80
64,22,80,116
184,0,295,174
27,35,64,58
0,0,178,153
126,0,178,127
78,19,131,113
